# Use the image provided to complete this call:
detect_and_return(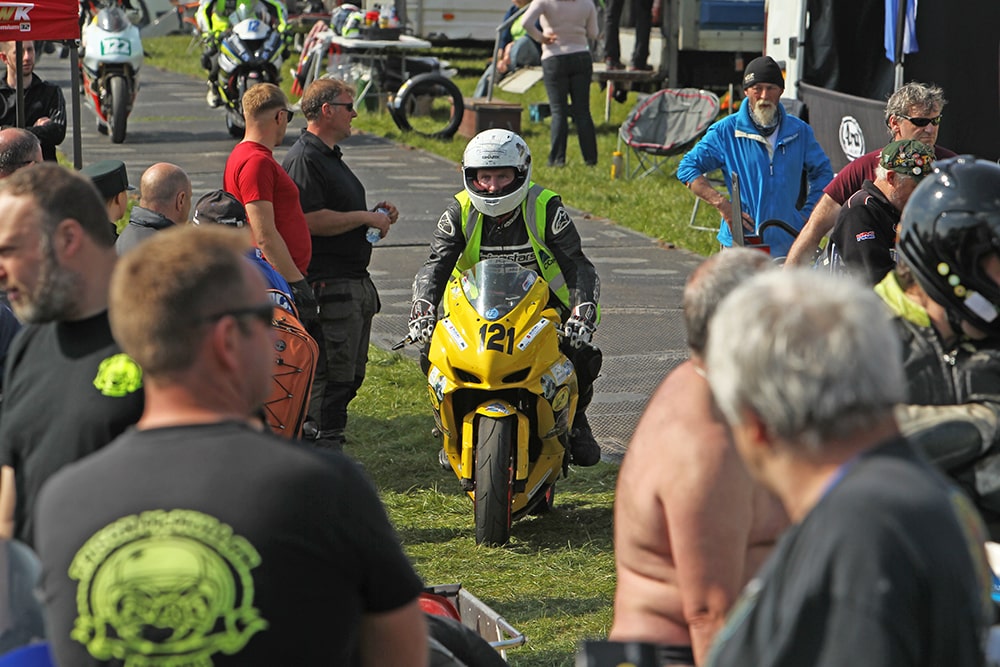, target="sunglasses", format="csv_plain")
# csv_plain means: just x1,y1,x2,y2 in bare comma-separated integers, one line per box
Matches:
896,113,943,127
275,108,294,122
327,101,355,113
201,303,274,327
